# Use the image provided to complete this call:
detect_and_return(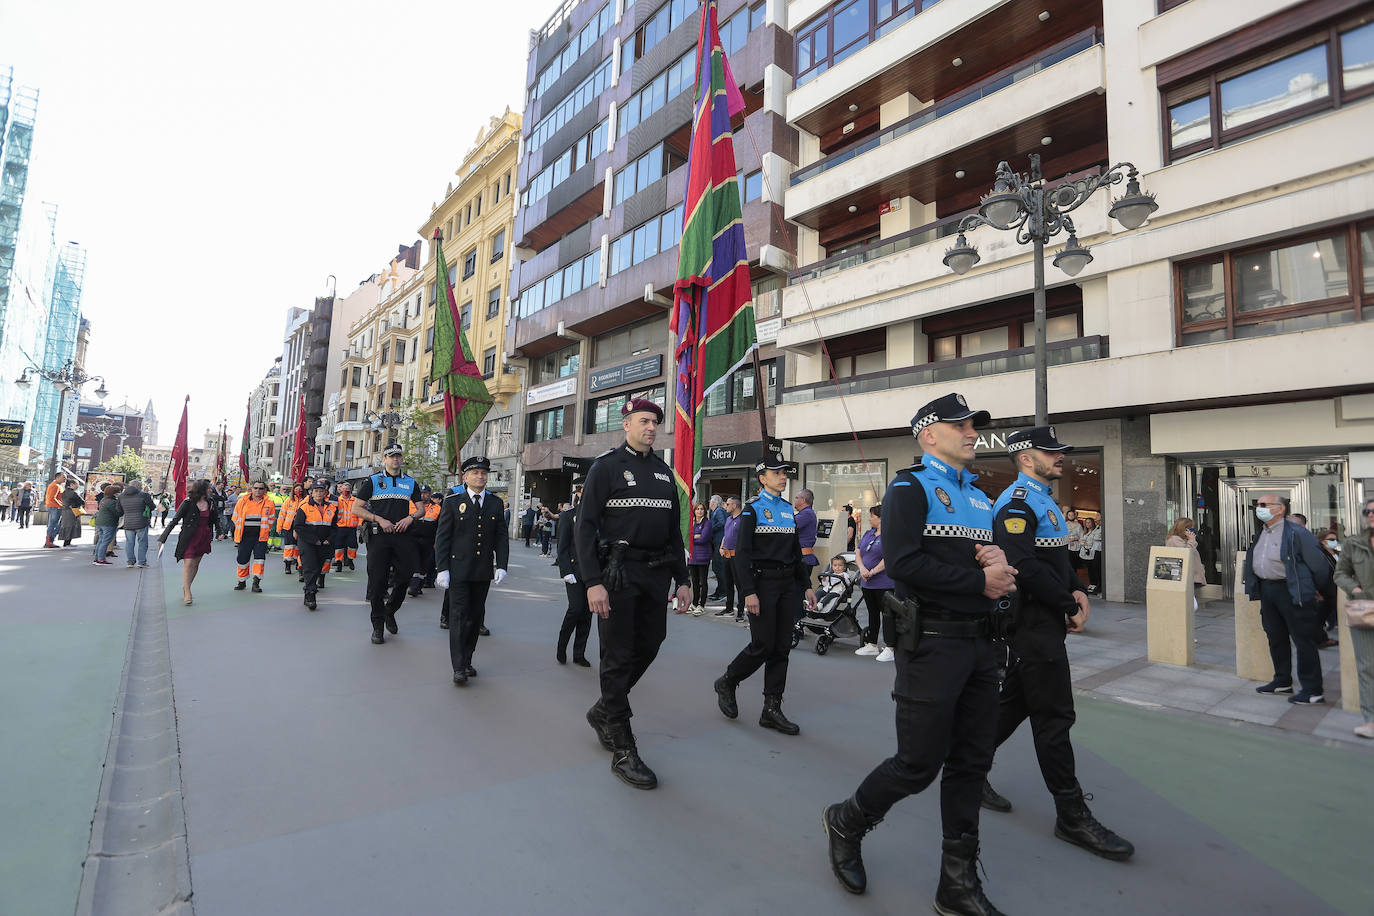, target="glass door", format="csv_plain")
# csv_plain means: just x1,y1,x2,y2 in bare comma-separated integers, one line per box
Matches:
1218,478,1309,597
